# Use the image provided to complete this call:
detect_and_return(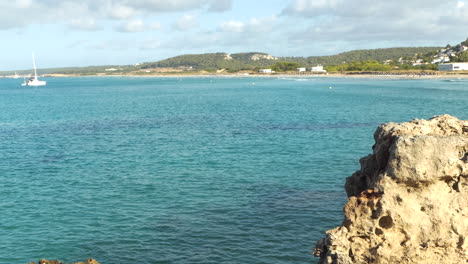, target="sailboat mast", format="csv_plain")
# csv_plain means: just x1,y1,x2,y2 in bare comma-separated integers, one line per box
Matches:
32,53,38,79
